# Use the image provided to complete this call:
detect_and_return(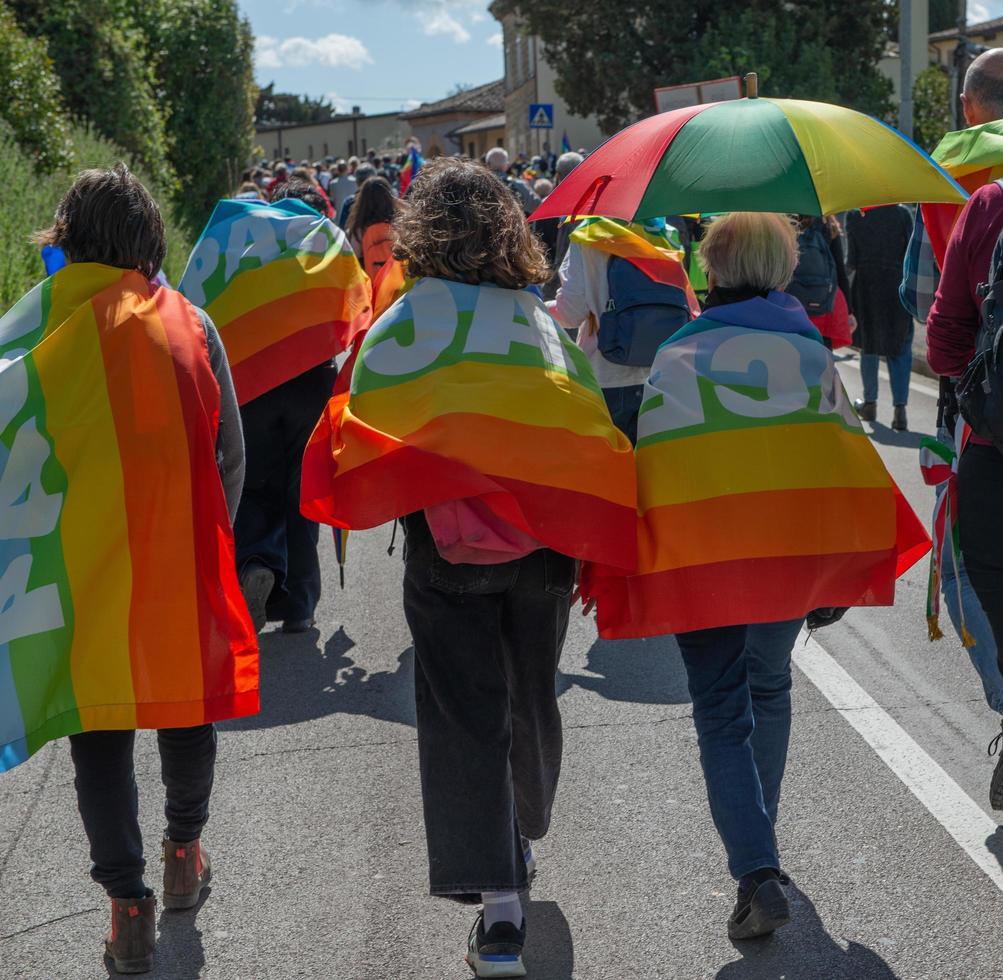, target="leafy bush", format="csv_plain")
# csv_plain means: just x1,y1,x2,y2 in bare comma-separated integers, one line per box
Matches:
7,0,174,190
0,4,74,173
913,66,952,154
0,121,193,312
139,0,256,231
